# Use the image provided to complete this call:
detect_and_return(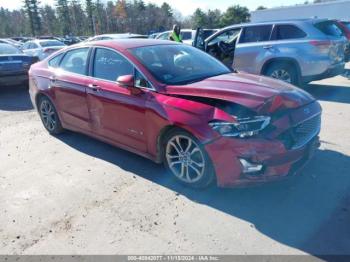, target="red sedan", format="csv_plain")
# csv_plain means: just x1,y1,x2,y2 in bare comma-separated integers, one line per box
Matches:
29,39,321,188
